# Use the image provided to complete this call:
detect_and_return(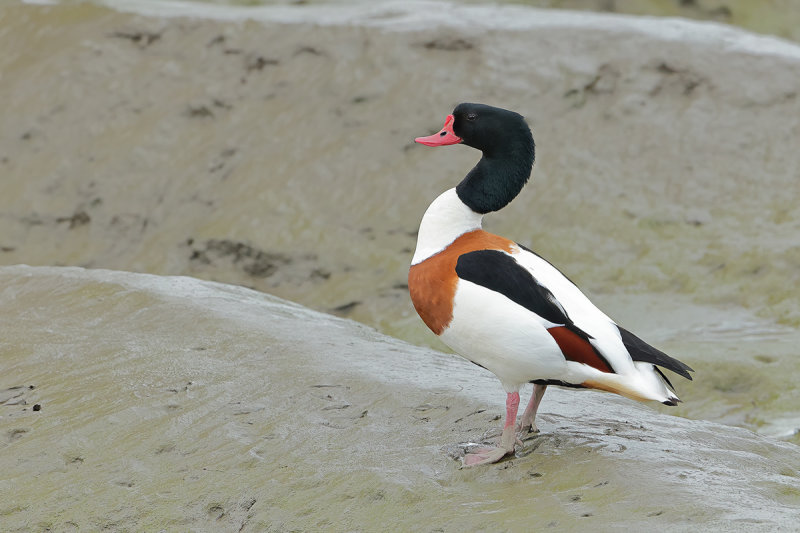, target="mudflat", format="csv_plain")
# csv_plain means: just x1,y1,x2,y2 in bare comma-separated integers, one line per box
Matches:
2,1,800,530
